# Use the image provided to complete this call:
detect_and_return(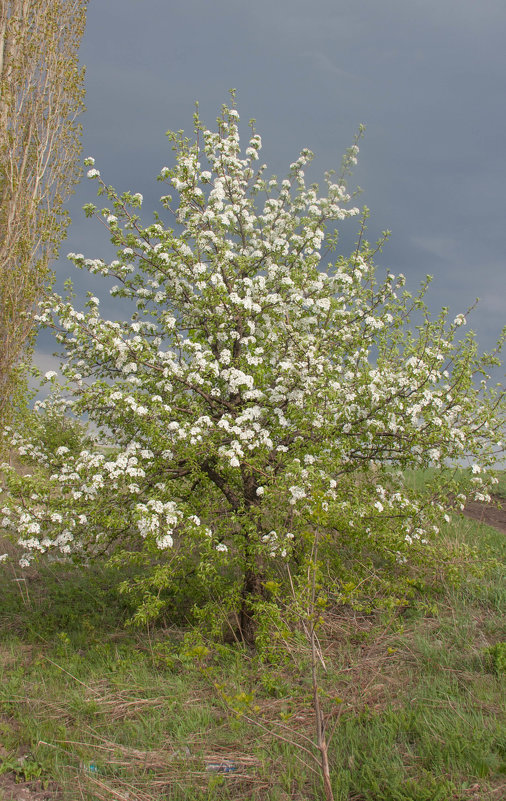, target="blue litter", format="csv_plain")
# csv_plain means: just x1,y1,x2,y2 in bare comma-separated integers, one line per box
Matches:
205,761,238,773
